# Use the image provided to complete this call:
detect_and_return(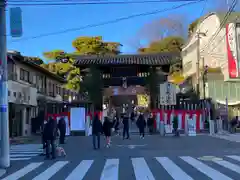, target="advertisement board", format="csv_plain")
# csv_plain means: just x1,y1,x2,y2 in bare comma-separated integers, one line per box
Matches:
226,23,238,78
236,23,240,74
